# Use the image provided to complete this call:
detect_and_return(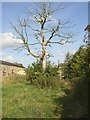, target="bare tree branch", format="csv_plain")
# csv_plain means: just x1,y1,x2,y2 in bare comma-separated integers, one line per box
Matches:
48,40,74,45
11,22,42,59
